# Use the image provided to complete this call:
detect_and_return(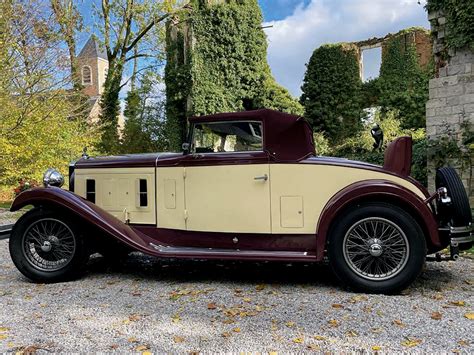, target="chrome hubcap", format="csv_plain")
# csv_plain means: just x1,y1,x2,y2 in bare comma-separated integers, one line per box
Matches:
22,218,76,271
343,217,409,281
